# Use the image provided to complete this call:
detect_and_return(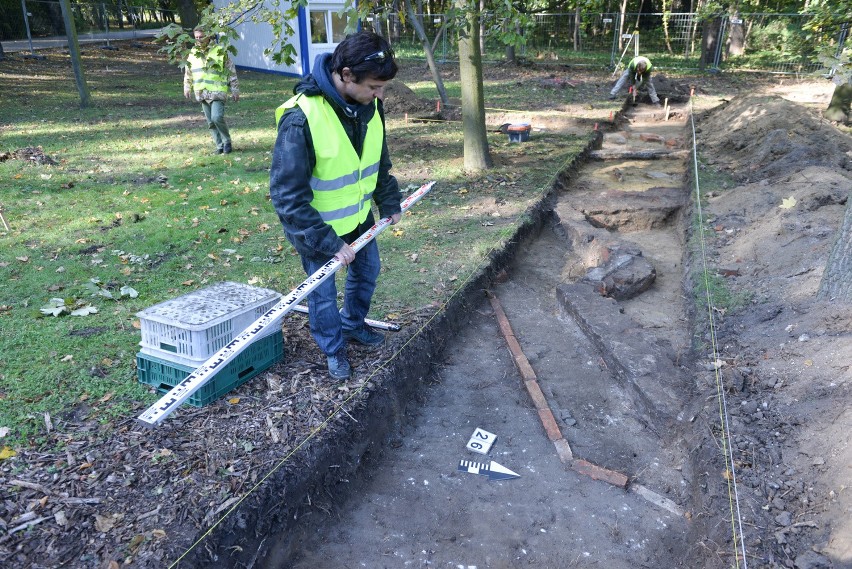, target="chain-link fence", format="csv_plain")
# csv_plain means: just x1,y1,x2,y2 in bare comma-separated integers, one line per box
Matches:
0,0,178,52
367,11,846,75
2,3,845,76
